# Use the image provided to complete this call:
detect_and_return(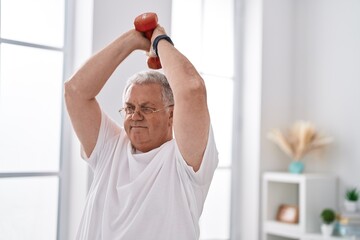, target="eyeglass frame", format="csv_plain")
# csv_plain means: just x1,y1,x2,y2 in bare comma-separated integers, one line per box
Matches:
118,104,174,118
